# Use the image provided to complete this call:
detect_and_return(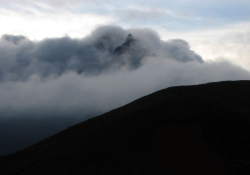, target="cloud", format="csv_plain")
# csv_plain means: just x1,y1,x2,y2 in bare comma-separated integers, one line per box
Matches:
0,24,249,119
115,6,200,23
0,25,250,155
0,4,114,40
0,0,90,6
0,25,203,82
156,21,250,71
1,34,26,45
116,7,173,21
